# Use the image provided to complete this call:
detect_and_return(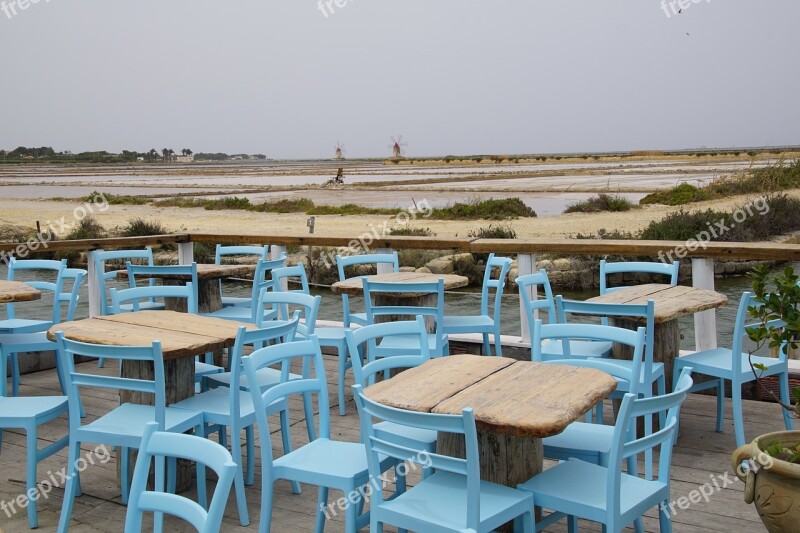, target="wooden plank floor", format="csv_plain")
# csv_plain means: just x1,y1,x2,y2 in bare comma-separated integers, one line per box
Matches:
1,354,784,532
